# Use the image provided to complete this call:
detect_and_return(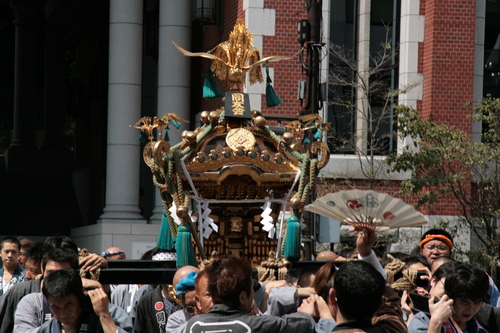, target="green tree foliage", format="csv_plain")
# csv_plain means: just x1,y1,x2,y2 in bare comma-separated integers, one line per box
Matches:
387,96,500,274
